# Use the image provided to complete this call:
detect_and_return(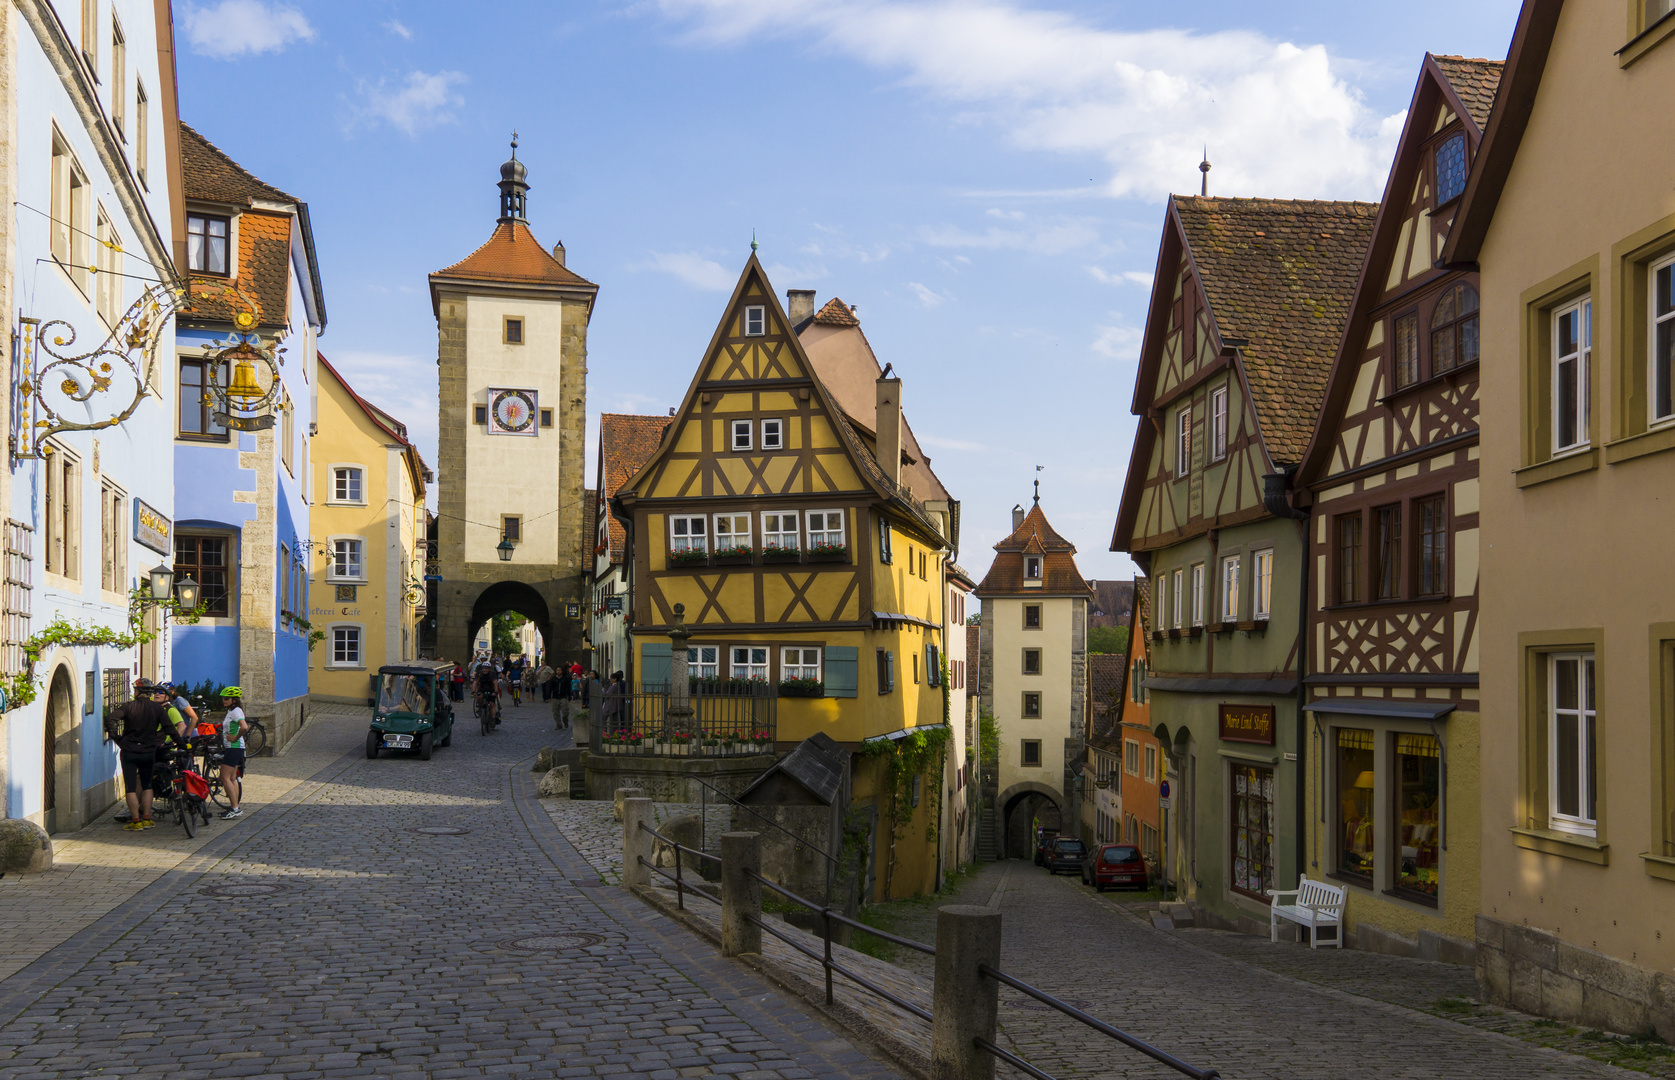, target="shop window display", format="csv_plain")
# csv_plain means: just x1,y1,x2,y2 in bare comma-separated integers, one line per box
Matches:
1336,729,1375,882
1394,733,1441,903
1231,763,1275,898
